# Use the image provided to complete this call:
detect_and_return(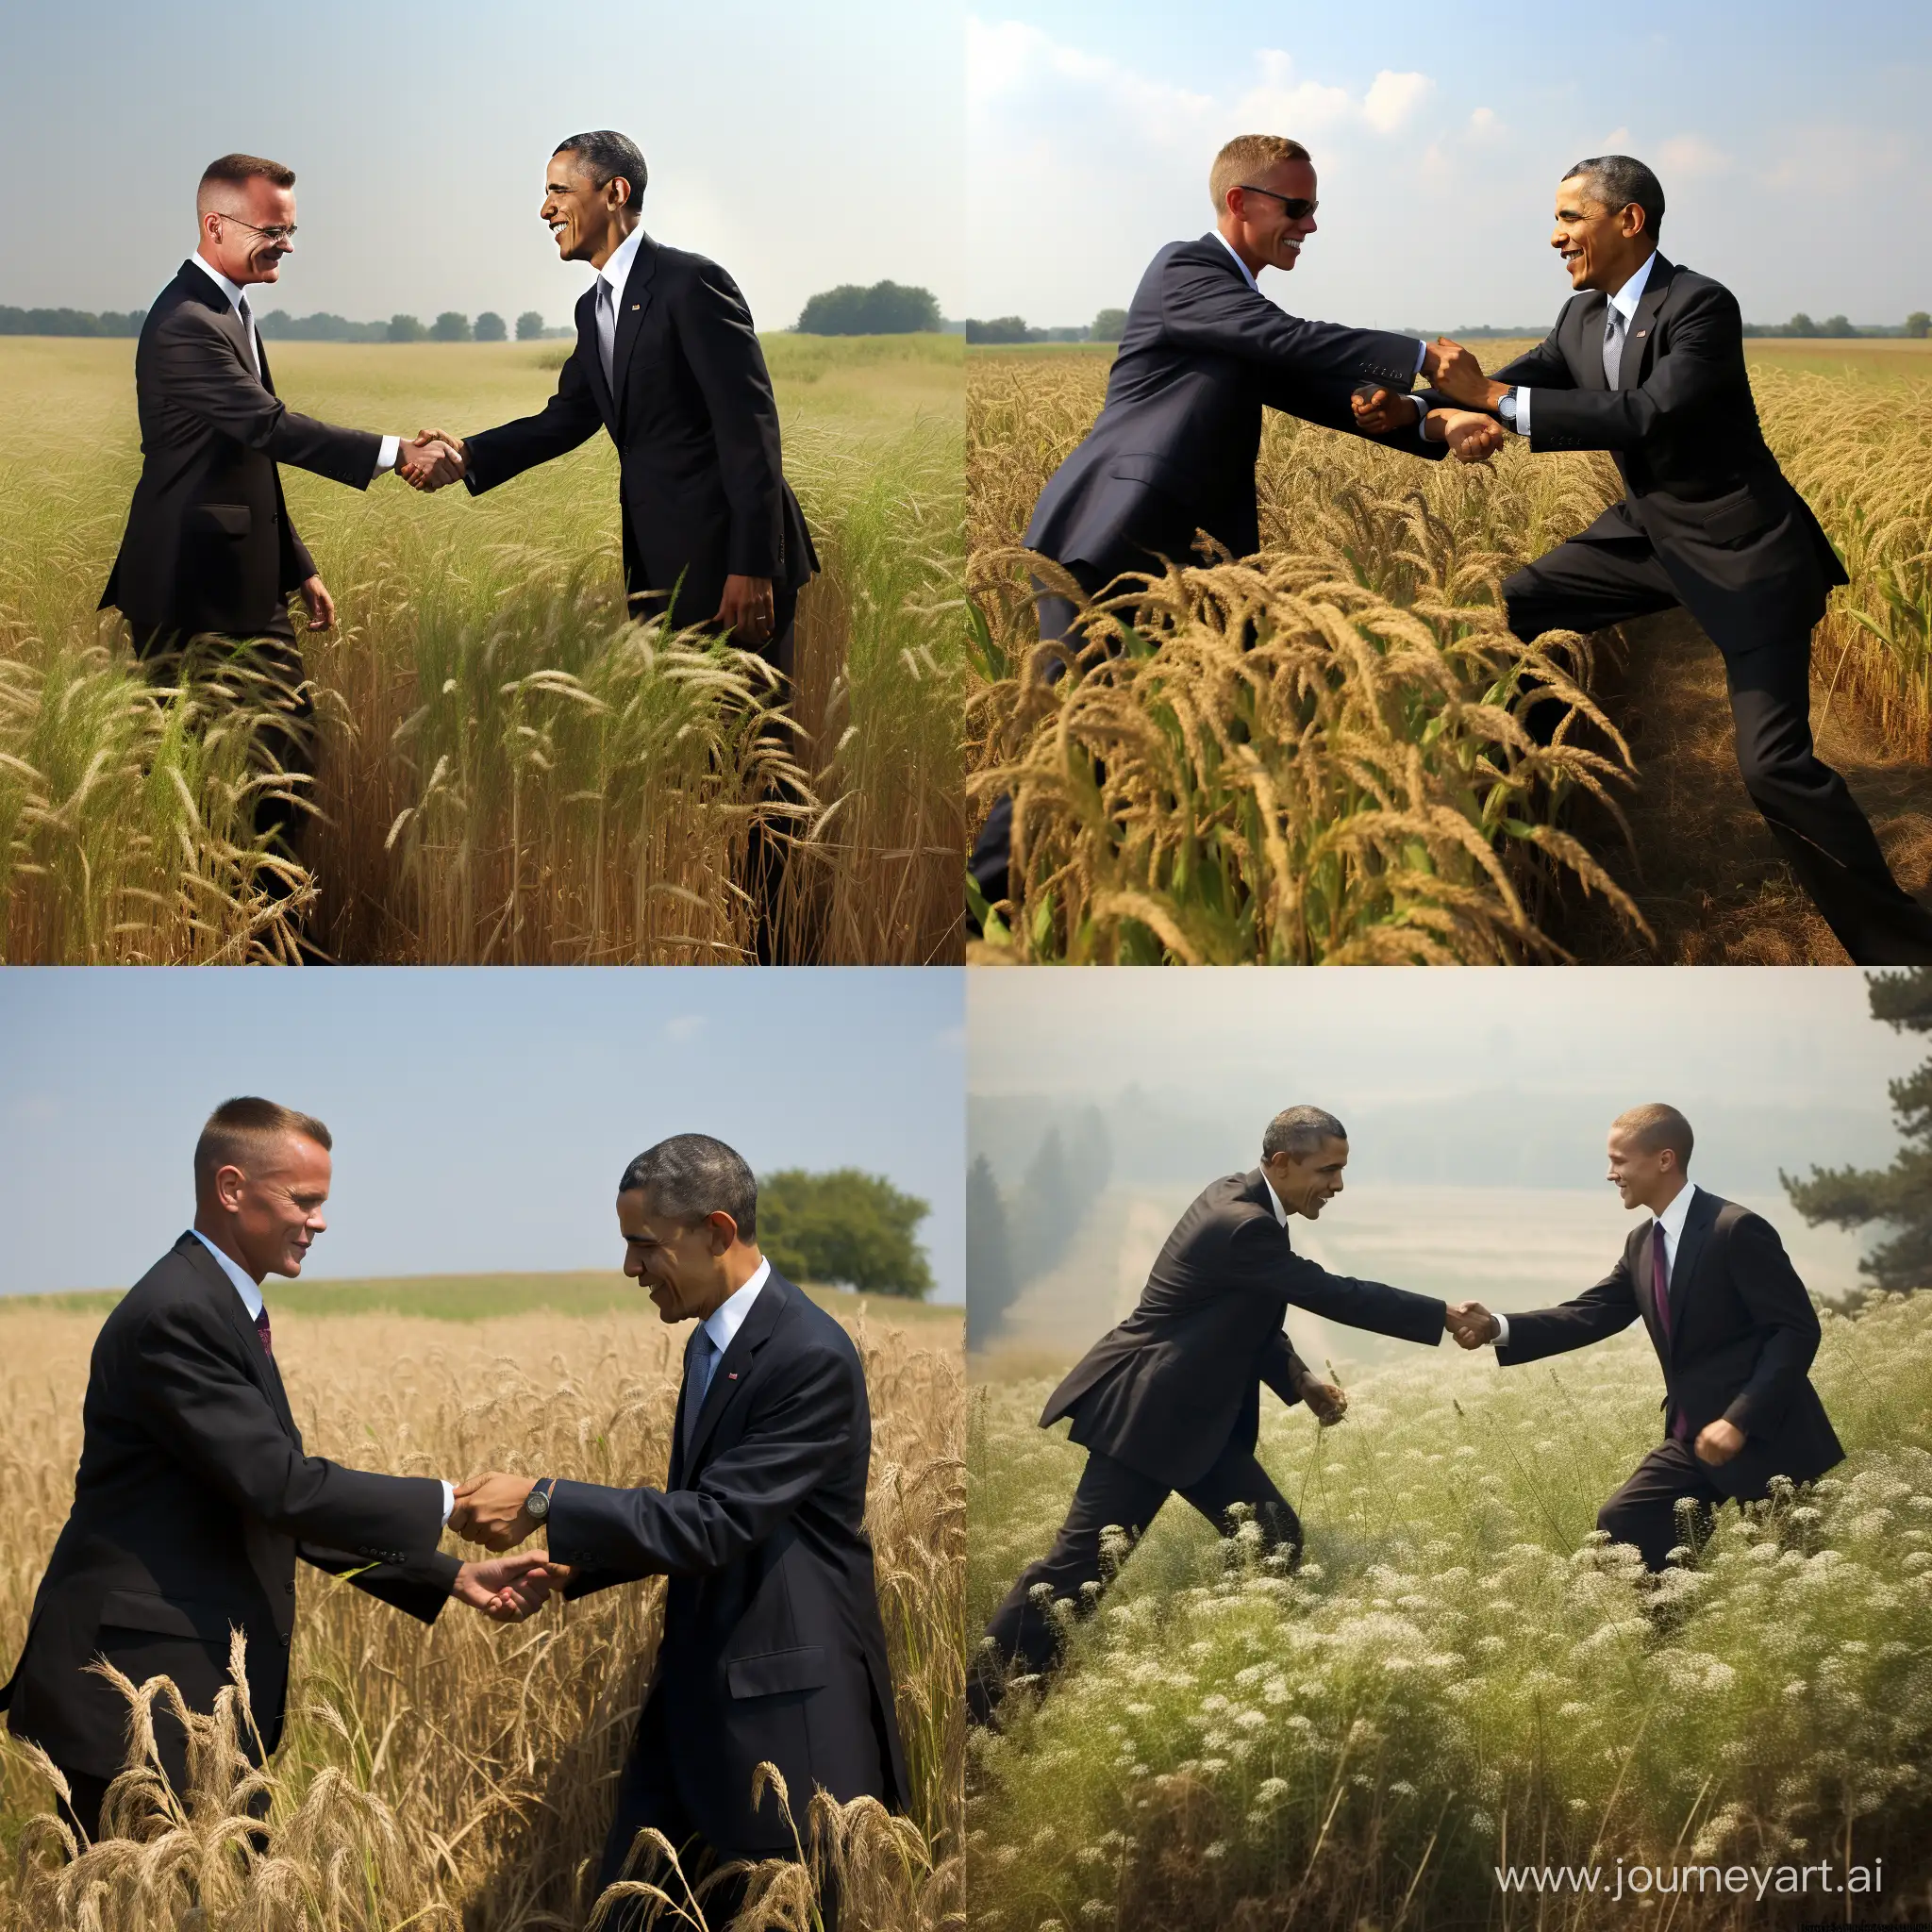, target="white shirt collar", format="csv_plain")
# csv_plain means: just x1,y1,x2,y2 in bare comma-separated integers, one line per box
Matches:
1211,227,1260,295
188,251,251,315
701,1255,772,1357
1654,1180,1698,1247
1260,1172,1290,1227
1607,249,1658,324
598,224,646,299
190,1227,265,1322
